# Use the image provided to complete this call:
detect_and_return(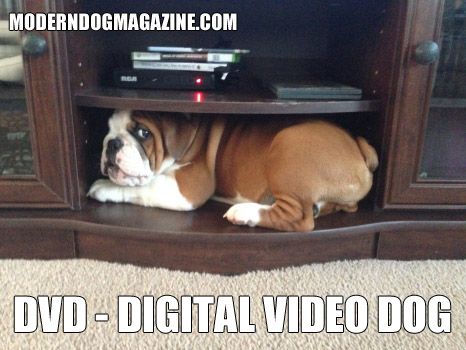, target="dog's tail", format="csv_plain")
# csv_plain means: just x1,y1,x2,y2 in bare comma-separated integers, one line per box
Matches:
356,137,379,172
